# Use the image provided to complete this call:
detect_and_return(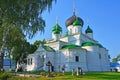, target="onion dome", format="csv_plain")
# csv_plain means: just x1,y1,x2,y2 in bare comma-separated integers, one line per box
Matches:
52,18,62,34
52,24,62,34
73,17,83,26
65,14,84,27
85,25,93,33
